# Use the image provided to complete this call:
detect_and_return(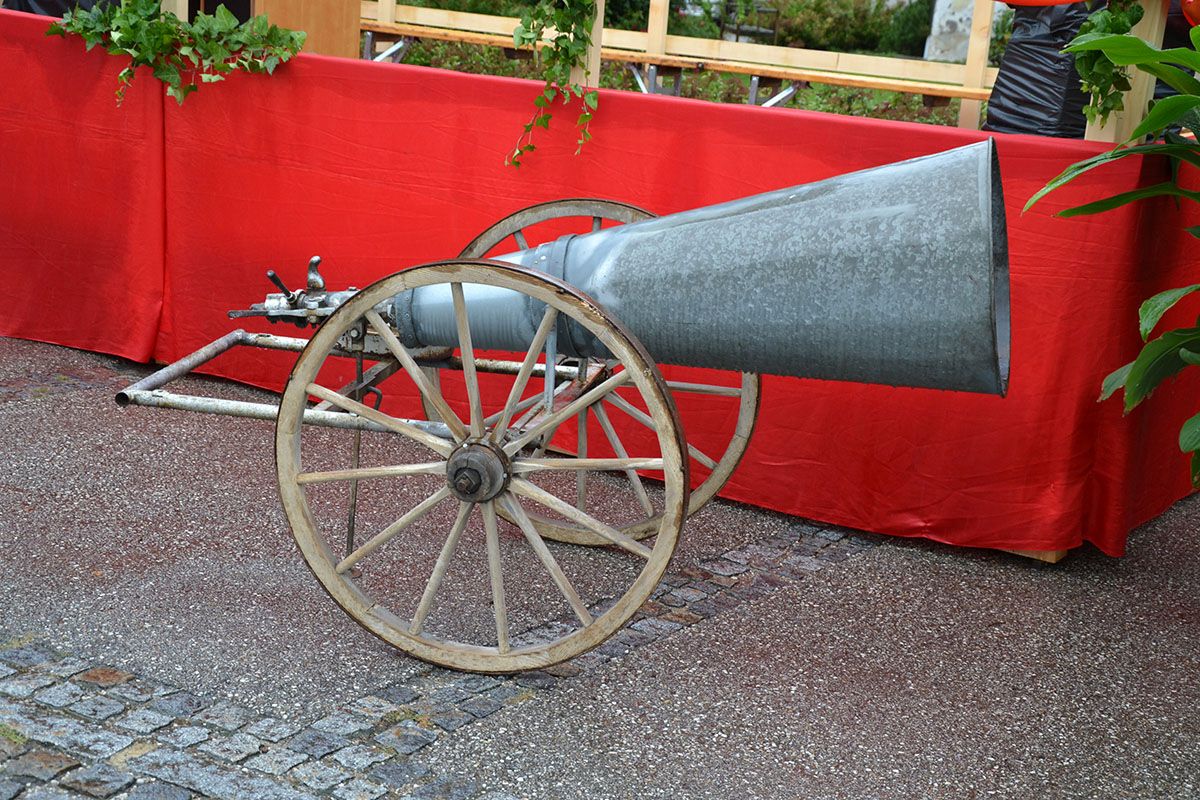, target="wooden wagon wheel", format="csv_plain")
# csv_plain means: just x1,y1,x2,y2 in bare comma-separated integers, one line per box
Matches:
457,198,761,545
276,260,688,672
